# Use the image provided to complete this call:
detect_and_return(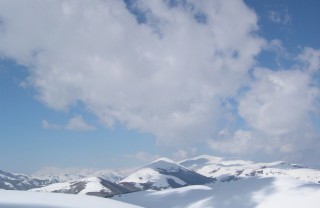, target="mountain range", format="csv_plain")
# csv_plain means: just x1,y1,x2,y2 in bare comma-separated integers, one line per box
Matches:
0,169,51,190
32,166,135,183
1,155,320,199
